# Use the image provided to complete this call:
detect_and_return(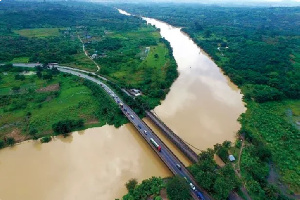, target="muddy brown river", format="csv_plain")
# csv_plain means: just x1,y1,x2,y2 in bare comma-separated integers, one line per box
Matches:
0,10,245,200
